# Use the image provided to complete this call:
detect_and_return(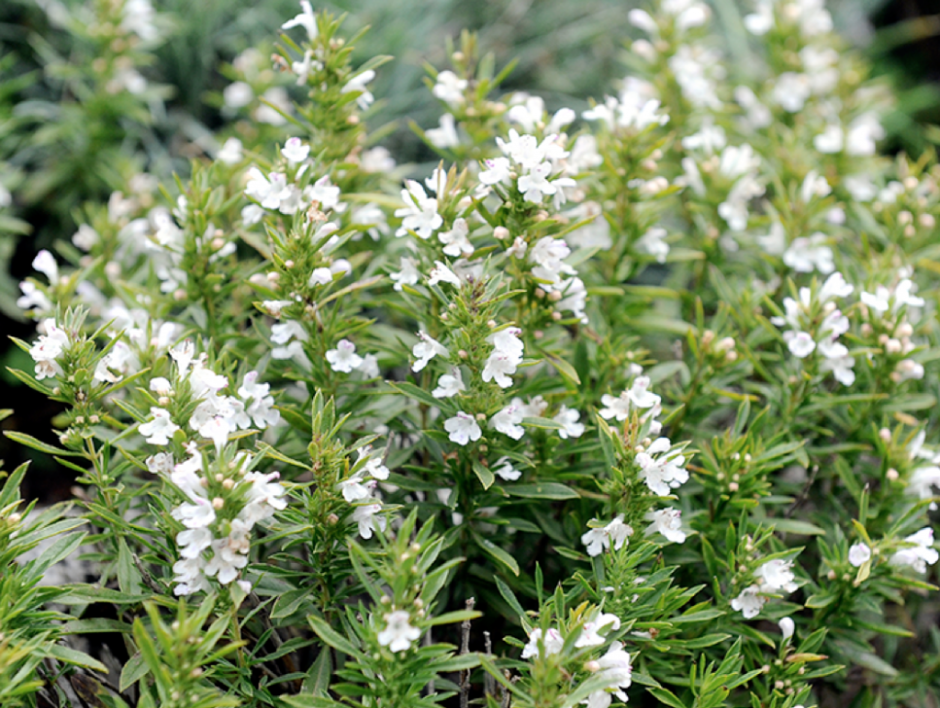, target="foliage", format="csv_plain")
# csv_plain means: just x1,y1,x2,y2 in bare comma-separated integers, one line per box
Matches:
4,1,940,707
